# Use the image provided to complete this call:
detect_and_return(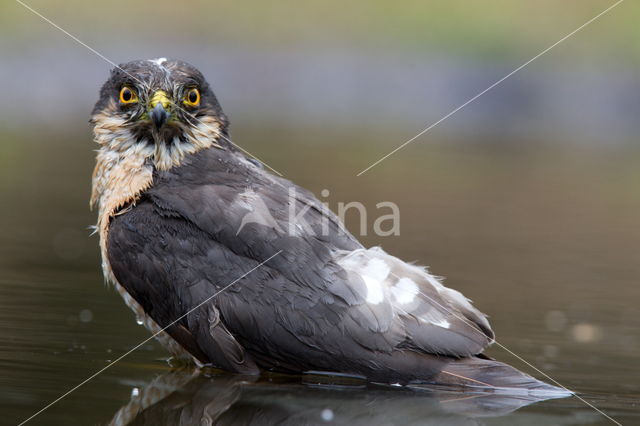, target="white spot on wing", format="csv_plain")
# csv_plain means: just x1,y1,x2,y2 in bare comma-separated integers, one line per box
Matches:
335,247,486,322
363,258,390,280
391,278,419,304
362,276,384,304
360,258,389,305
